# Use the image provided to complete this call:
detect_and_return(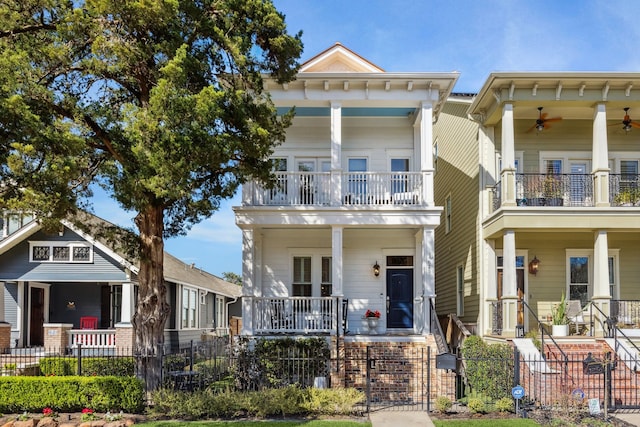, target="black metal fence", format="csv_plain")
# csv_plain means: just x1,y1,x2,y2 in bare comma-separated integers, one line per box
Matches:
4,340,640,415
